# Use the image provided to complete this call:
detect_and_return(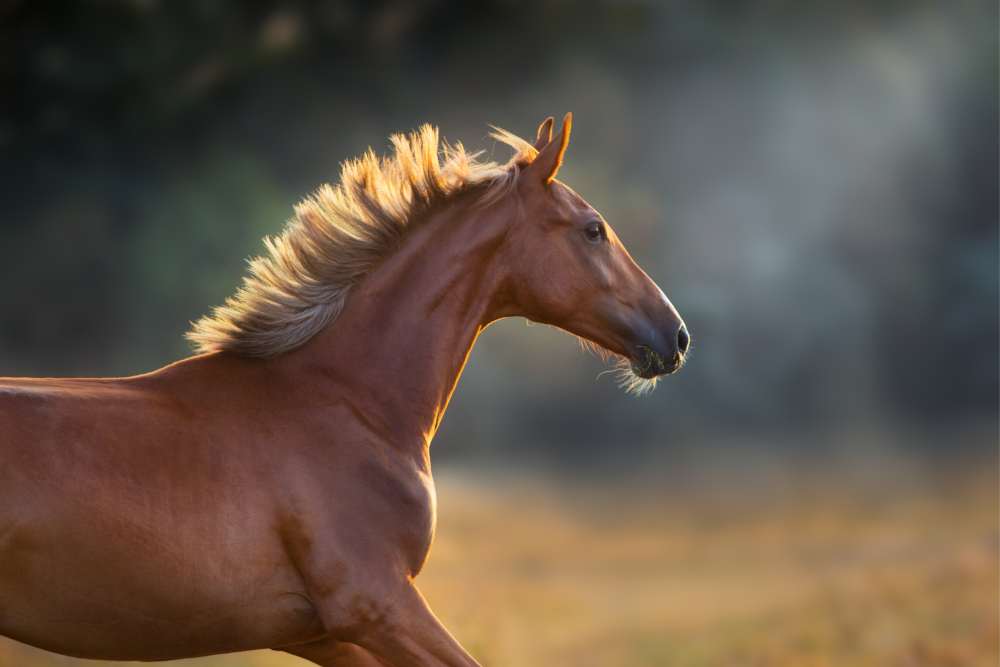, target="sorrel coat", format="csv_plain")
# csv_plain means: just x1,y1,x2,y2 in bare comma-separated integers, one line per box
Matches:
0,115,688,666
